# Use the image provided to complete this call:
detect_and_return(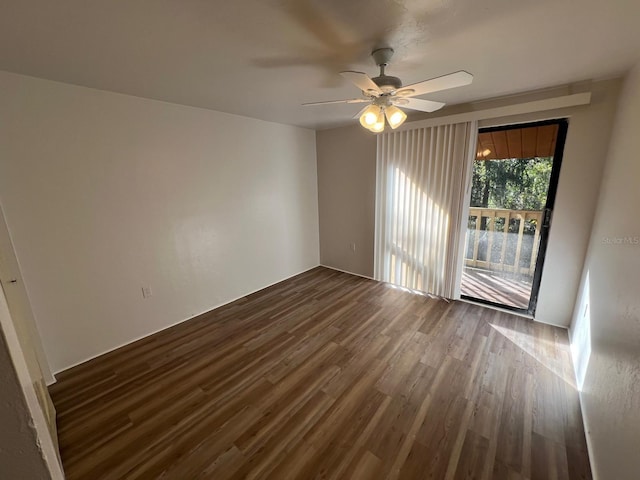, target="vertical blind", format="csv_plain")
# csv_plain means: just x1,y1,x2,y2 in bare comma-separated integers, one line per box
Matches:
374,121,477,298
